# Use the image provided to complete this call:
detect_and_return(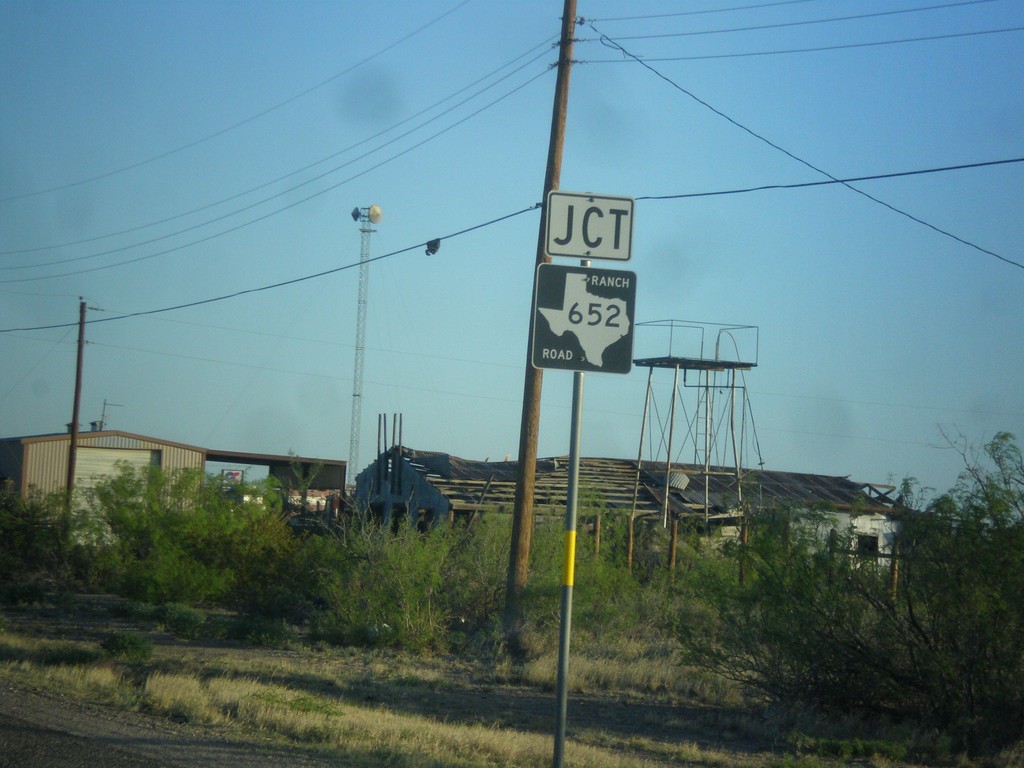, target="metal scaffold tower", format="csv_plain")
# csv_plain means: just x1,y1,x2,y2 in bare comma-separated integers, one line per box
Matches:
632,319,762,531
348,204,382,477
